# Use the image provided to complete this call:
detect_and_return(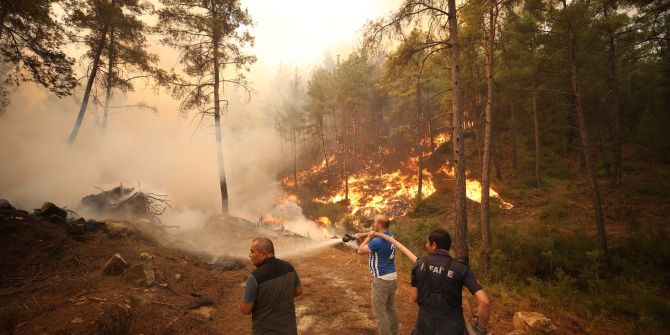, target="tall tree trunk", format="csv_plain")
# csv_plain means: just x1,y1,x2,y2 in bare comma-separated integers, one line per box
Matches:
509,93,518,170
359,105,364,170
532,77,541,186
379,105,383,176
292,126,298,191
352,106,358,172
568,25,610,265
448,0,468,263
428,110,436,153
344,106,350,201
279,127,286,168
480,2,495,272
475,128,482,171
67,22,110,145
606,0,622,187
416,81,424,199
318,113,333,185
562,108,569,157
417,133,424,199
0,5,10,40
211,19,229,216
529,36,541,186
102,28,115,135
